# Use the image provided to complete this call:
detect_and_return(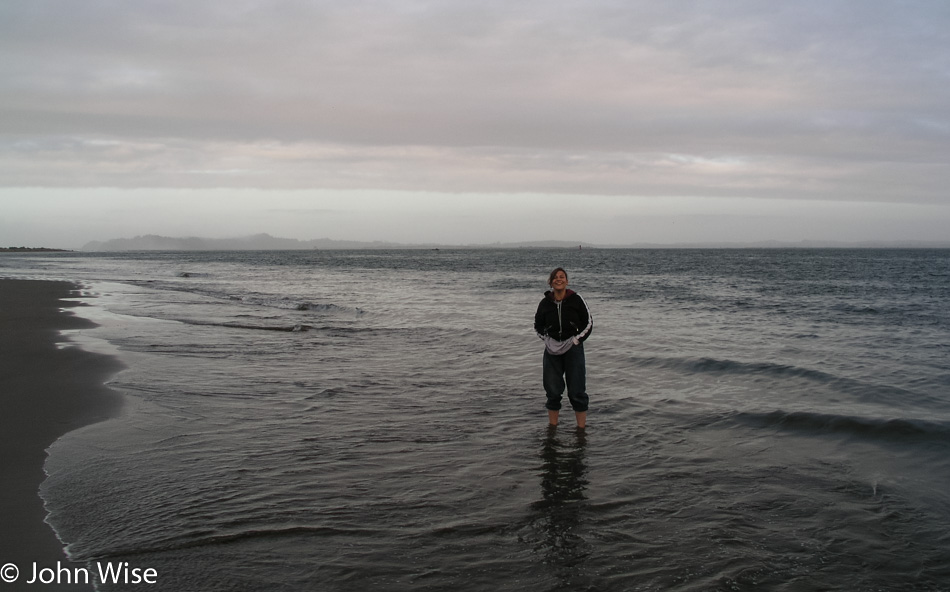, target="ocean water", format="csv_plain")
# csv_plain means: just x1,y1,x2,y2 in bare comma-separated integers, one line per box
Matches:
2,248,949,591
